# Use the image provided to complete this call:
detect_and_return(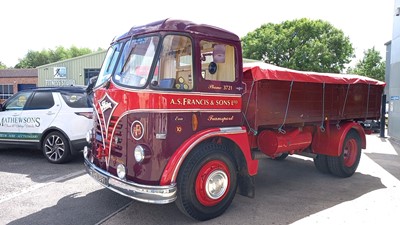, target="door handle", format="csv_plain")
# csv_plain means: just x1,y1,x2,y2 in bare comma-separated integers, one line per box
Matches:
47,111,55,115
